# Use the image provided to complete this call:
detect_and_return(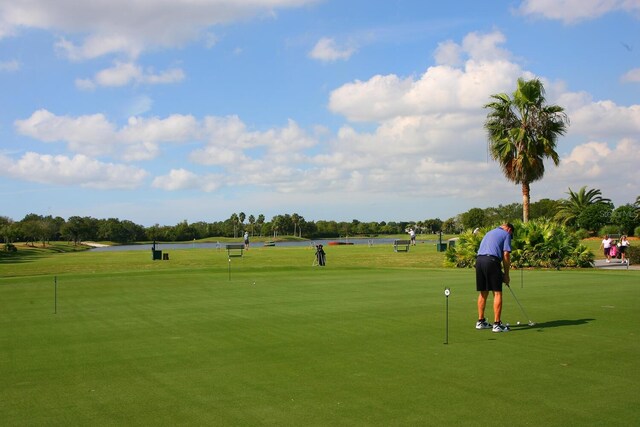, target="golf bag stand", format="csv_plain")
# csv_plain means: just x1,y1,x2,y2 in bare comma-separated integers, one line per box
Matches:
314,244,326,267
